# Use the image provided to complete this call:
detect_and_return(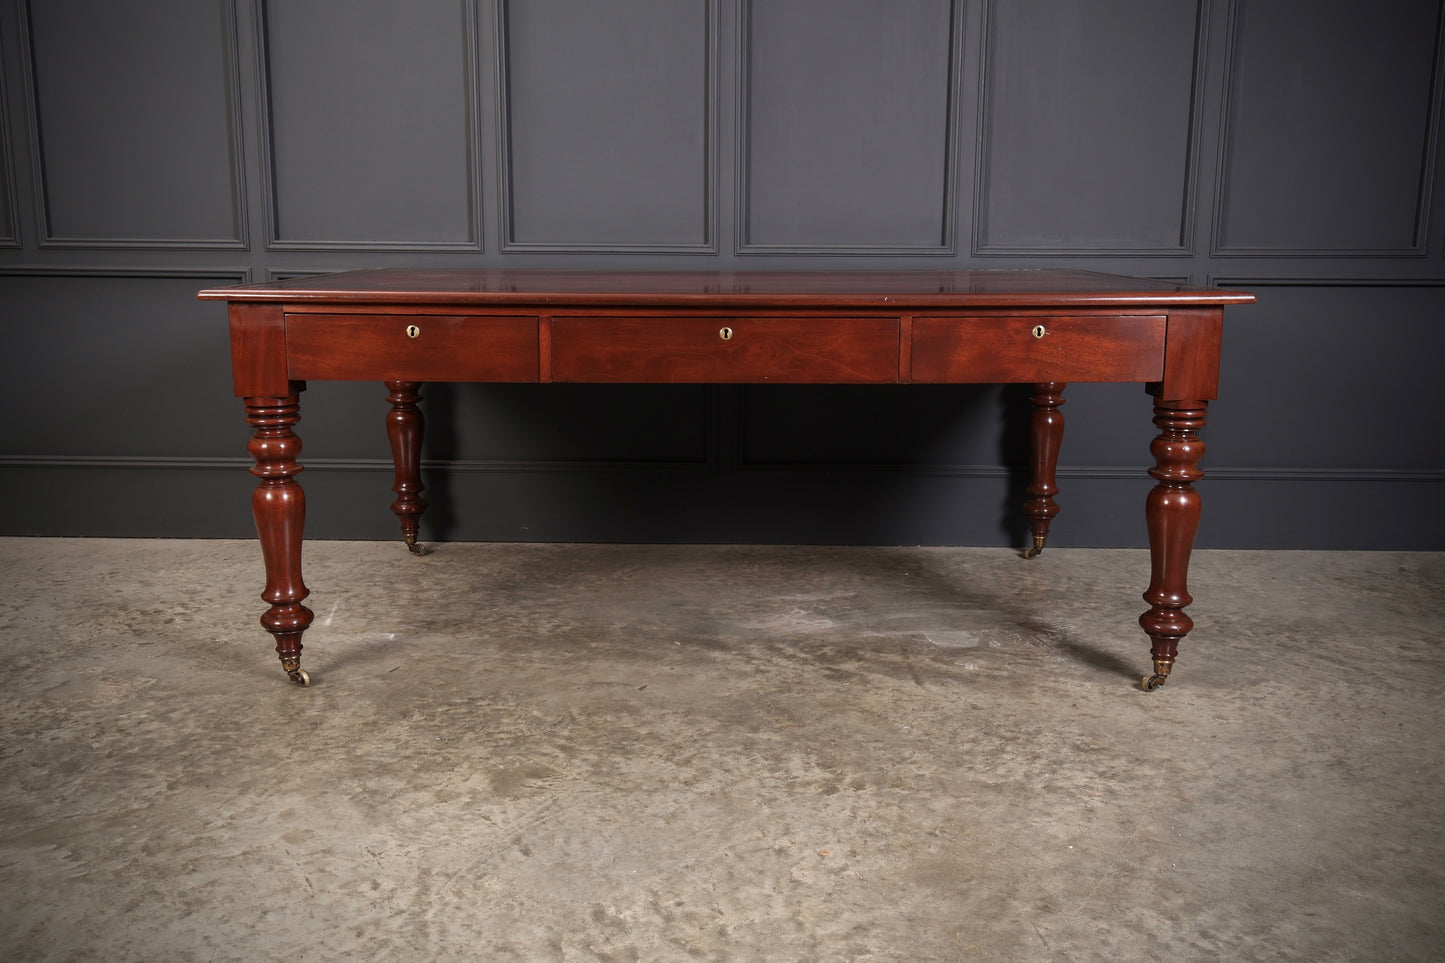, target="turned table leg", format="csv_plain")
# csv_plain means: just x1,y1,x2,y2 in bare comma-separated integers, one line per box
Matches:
1139,399,1207,691
385,381,429,555
245,393,314,686
1023,382,1066,558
